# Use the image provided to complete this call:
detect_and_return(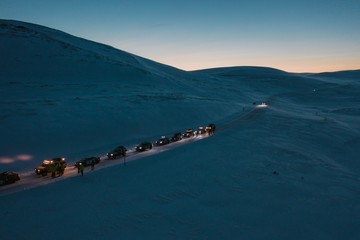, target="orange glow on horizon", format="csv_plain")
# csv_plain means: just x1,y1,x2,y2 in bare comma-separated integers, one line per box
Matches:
161,57,360,73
